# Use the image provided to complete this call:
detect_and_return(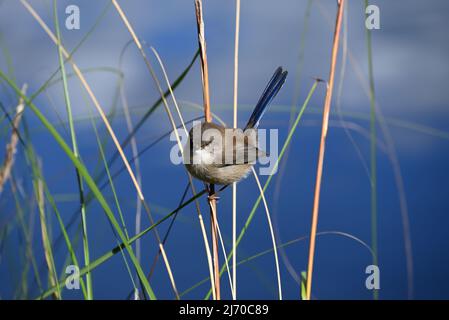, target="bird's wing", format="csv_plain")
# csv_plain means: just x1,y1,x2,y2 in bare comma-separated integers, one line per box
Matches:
214,131,265,167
